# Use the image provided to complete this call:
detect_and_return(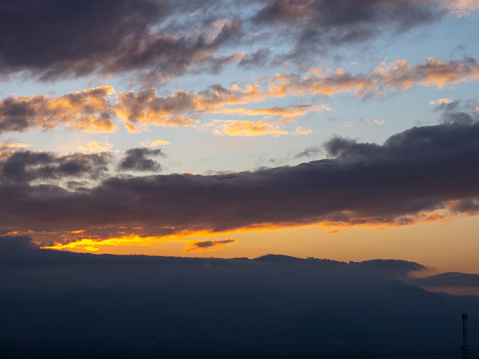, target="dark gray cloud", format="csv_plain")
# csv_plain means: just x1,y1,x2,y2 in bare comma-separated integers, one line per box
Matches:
186,238,236,252
252,0,445,62
0,0,452,81
192,239,235,248
435,99,479,126
238,47,271,69
294,145,322,159
0,150,111,183
118,148,164,172
0,0,244,82
1,116,479,241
